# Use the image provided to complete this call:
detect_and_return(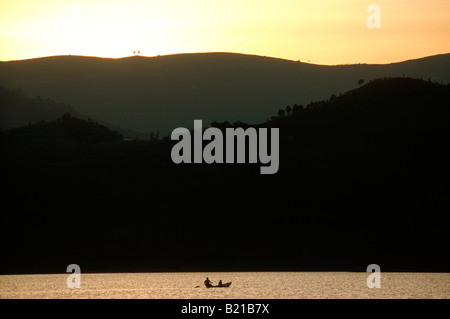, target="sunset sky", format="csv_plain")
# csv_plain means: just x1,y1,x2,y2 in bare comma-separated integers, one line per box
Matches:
1,0,449,64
